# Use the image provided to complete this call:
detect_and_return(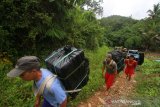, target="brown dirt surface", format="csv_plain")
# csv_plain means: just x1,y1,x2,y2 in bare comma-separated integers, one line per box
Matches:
77,72,138,107
145,52,160,60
